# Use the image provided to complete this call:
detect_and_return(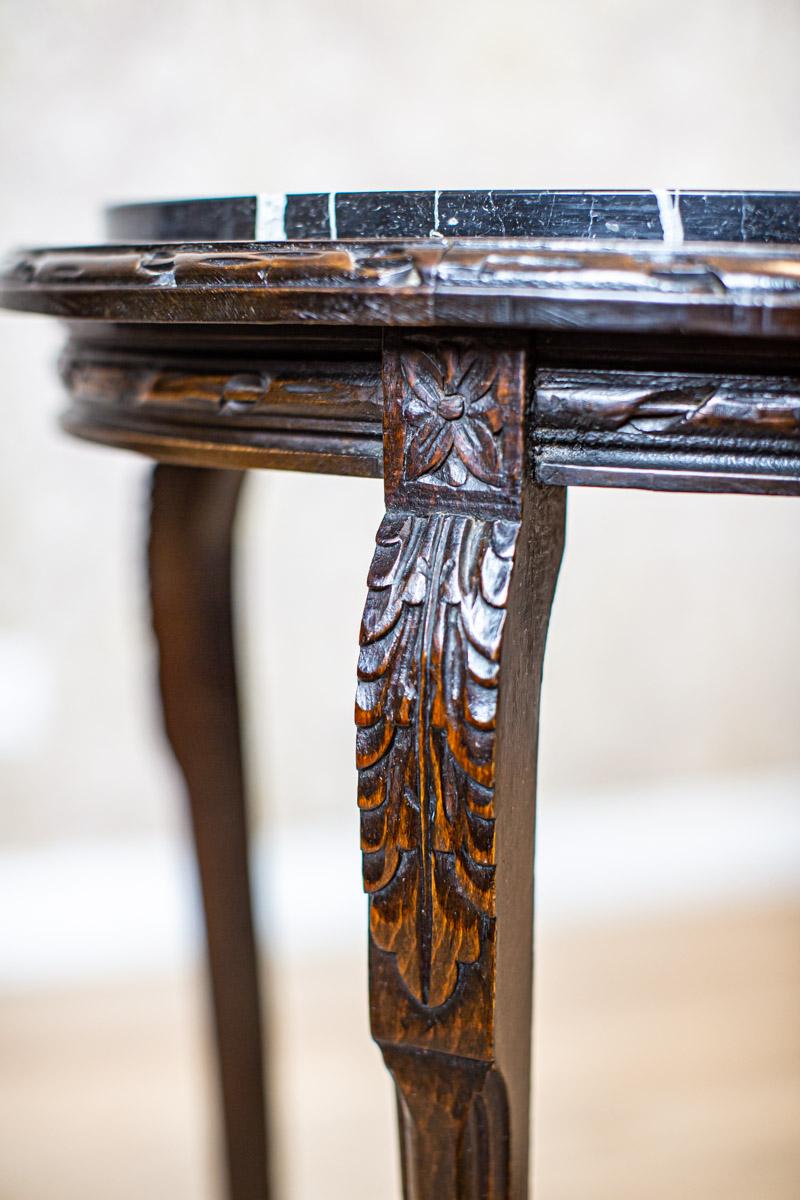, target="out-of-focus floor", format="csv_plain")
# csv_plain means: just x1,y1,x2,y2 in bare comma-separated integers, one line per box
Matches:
0,901,798,1200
